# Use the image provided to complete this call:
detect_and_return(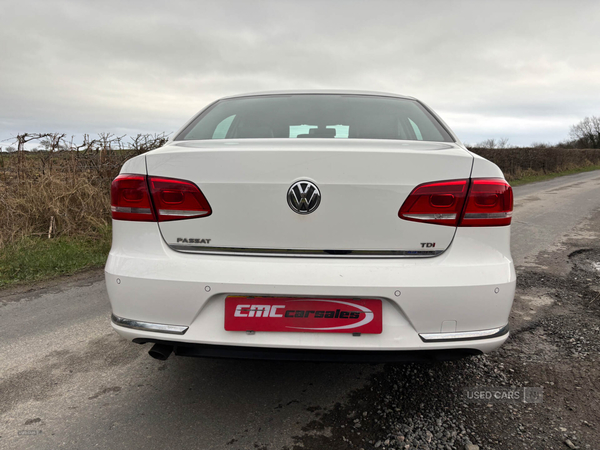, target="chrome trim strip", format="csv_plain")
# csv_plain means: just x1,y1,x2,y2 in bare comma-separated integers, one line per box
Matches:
111,314,188,335
168,245,444,258
419,325,509,342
